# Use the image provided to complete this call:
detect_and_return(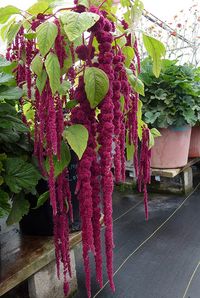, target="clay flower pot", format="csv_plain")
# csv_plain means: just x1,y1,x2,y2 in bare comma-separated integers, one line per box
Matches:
151,126,191,169
189,126,200,157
